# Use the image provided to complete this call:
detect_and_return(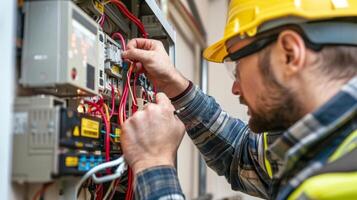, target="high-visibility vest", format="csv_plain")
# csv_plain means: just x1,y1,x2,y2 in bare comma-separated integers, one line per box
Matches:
287,130,357,200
